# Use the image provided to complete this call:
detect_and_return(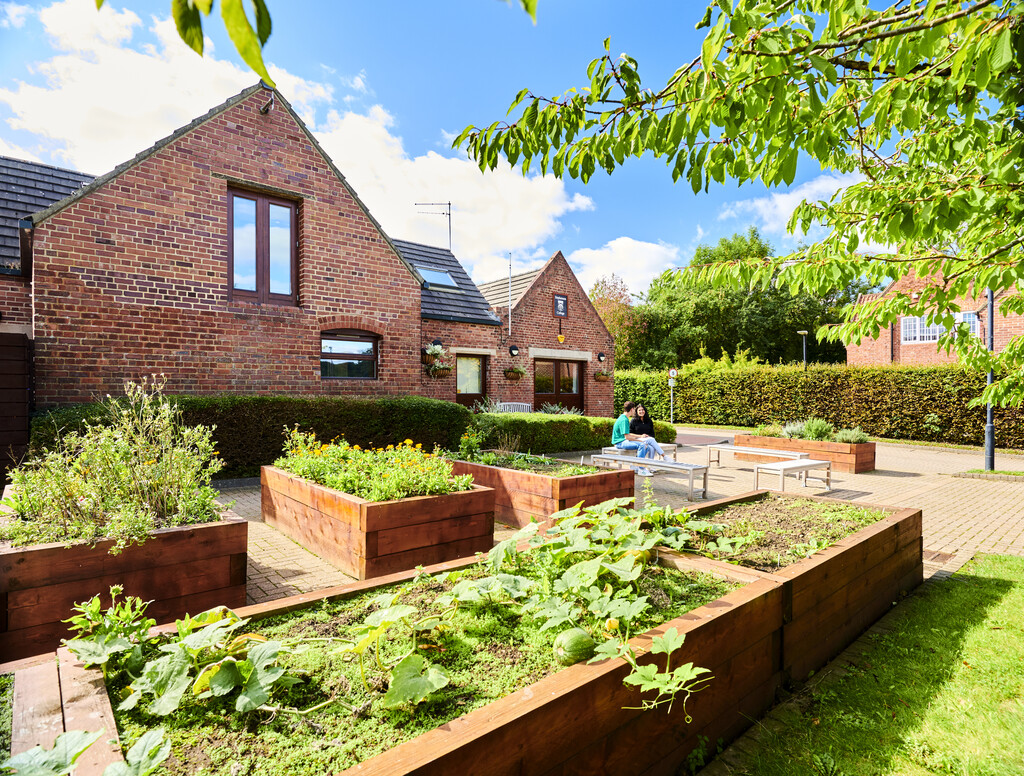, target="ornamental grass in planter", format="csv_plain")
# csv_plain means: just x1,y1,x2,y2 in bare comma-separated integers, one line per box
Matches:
263,431,494,579
735,420,875,473
0,379,246,661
